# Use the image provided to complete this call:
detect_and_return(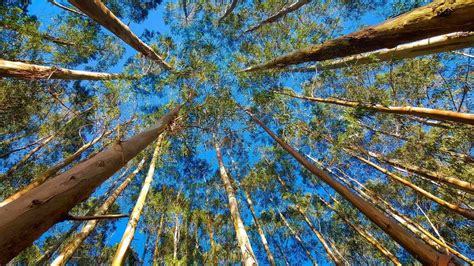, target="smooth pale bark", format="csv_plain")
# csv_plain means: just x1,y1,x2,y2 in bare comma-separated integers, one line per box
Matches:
277,211,318,266
0,59,123,80
68,0,172,70
214,141,257,265
243,0,474,71
0,106,180,263
152,212,166,265
112,134,165,265
289,32,474,71
316,194,401,265
244,109,452,265
1,122,123,207
1,134,54,180
50,158,145,265
218,0,239,23
352,154,473,219
277,91,474,125
275,175,342,264
241,187,276,266
173,213,181,261
362,149,473,193
244,0,310,33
